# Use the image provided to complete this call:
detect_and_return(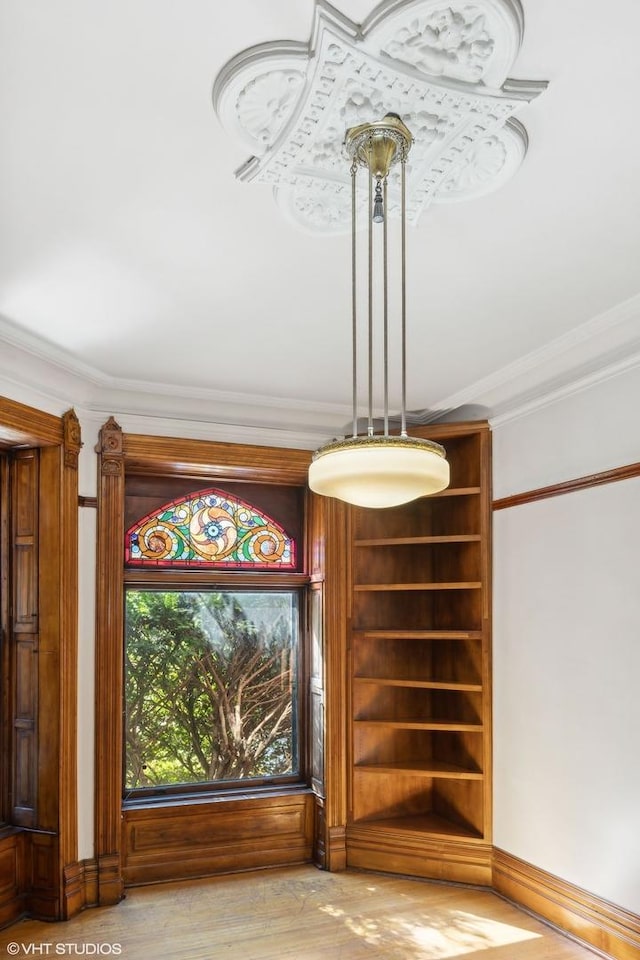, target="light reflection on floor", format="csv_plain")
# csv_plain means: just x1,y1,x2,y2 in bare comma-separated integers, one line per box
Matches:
321,897,541,958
